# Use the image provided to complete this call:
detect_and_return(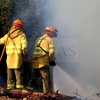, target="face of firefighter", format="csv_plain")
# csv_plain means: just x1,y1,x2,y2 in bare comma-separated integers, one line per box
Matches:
49,32,57,38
